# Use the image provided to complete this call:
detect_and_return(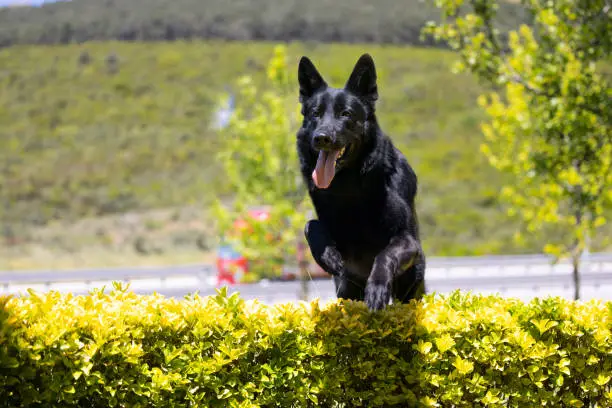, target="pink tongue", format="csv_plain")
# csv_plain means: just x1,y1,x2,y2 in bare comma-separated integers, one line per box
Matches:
312,150,340,189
